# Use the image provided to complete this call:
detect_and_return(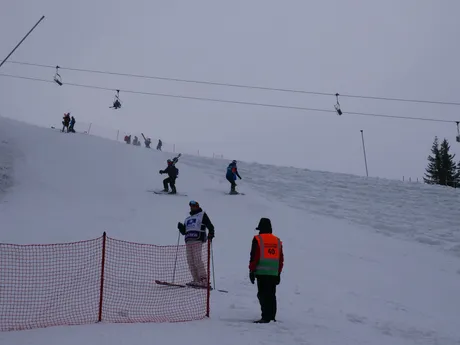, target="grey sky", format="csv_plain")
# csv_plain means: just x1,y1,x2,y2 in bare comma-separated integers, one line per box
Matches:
1,0,459,180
